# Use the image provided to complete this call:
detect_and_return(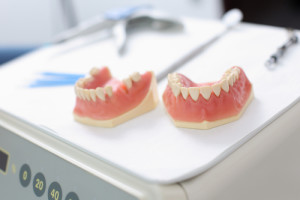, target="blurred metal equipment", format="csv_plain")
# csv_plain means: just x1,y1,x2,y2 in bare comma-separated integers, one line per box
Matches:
157,8,243,81
52,5,184,55
265,28,298,68
59,0,78,28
